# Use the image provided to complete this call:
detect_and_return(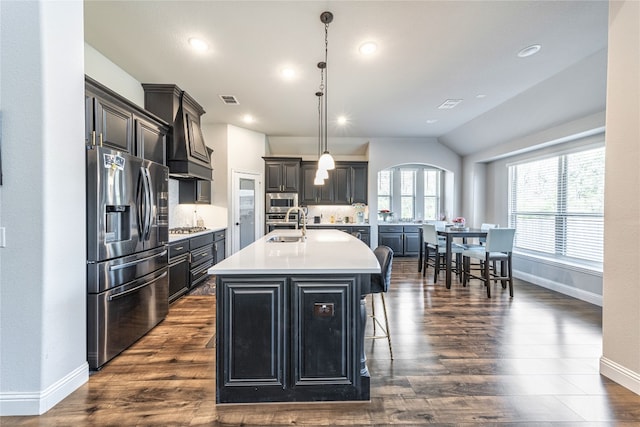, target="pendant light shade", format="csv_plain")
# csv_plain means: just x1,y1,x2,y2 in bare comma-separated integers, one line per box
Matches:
316,168,328,180
313,175,325,186
318,152,335,171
